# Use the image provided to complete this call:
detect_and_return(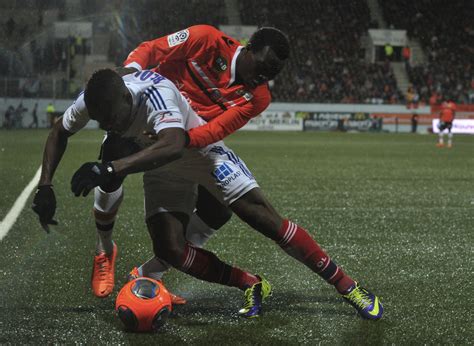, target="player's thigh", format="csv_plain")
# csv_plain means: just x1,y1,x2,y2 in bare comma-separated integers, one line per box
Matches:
143,170,198,221
230,188,283,239
196,185,232,230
